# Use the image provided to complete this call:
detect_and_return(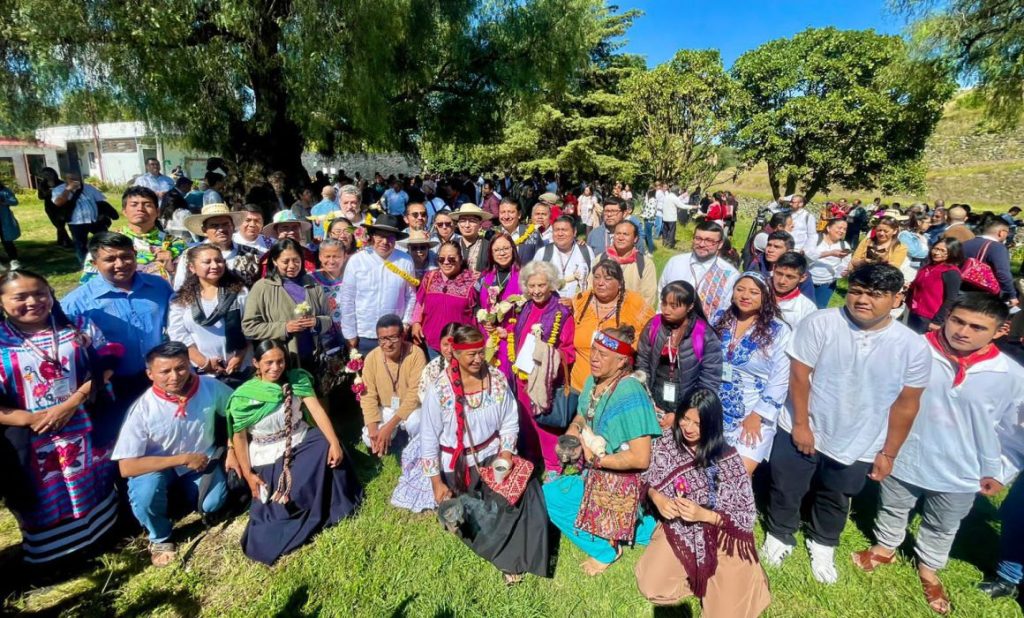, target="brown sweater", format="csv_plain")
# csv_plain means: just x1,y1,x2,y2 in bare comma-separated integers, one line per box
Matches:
360,345,427,425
